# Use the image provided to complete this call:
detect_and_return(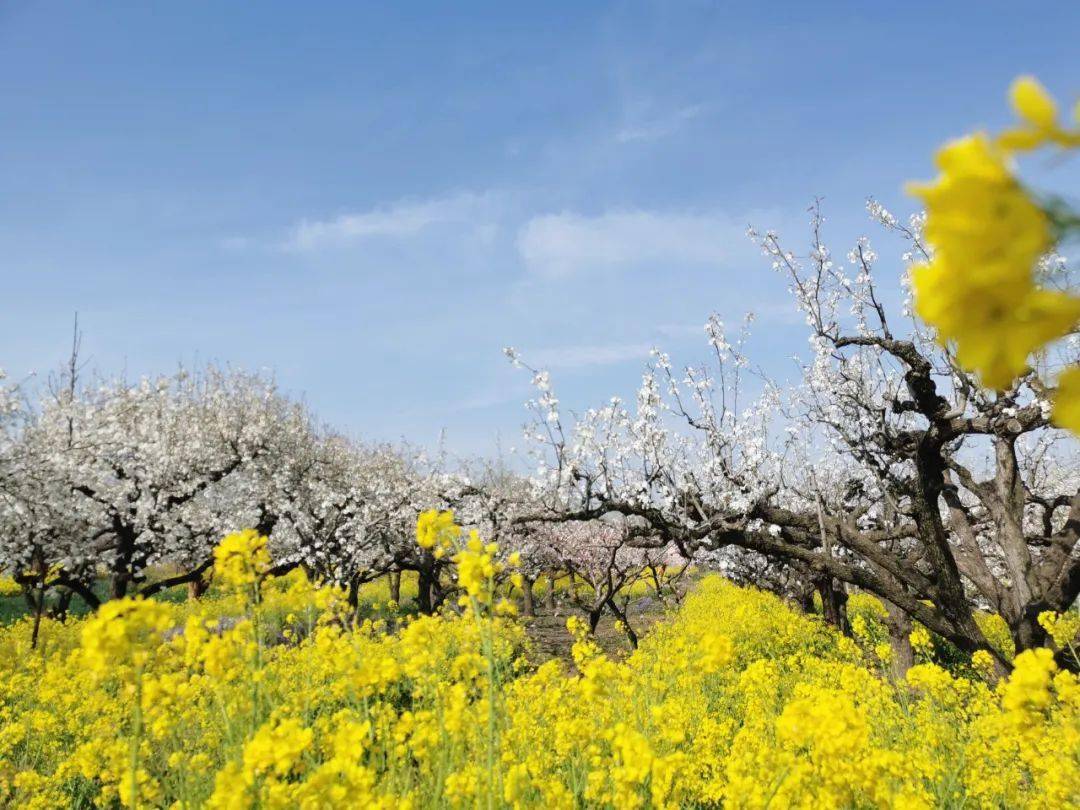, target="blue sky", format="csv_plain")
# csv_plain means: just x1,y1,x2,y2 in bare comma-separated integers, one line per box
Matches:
2,2,1079,456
